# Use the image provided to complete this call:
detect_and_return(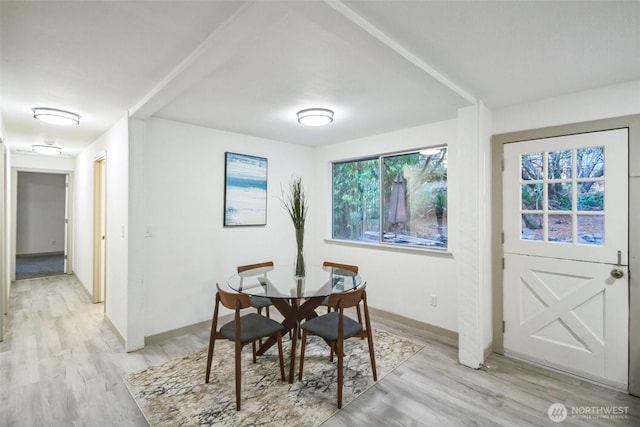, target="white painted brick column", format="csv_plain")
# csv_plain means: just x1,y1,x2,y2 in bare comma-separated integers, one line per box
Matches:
456,103,492,368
